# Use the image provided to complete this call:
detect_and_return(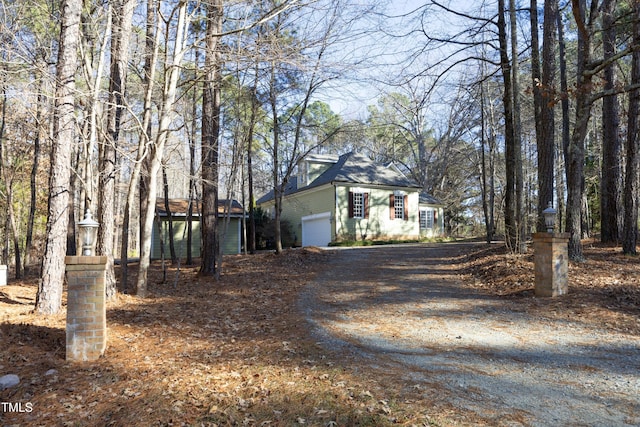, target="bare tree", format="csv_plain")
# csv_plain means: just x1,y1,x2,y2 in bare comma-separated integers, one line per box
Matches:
479,77,498,243
509,0,525,250
565,0,597,261
35,0,82,314
0,80,22,278
135,0,190,296
261,0,357,253
120,0,160,292
200,0,223,276
497,0,520,250
99,0,136,299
